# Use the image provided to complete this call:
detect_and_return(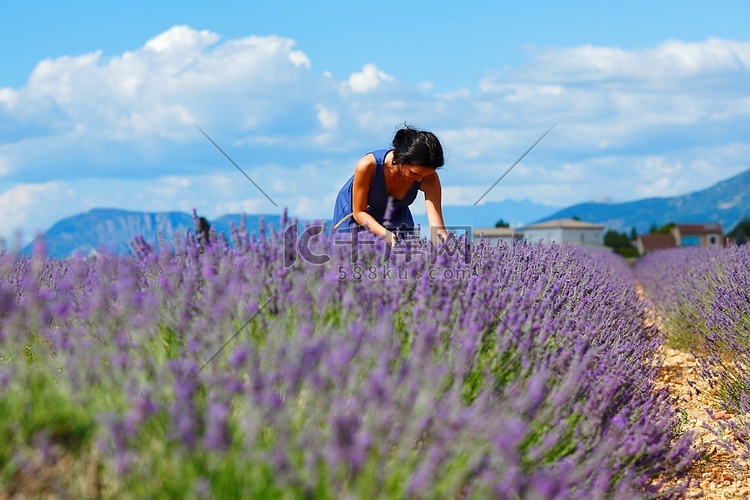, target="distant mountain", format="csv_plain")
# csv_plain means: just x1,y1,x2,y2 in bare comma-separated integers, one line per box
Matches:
537,168,750,234
23,208,289,258
413,199,561,231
